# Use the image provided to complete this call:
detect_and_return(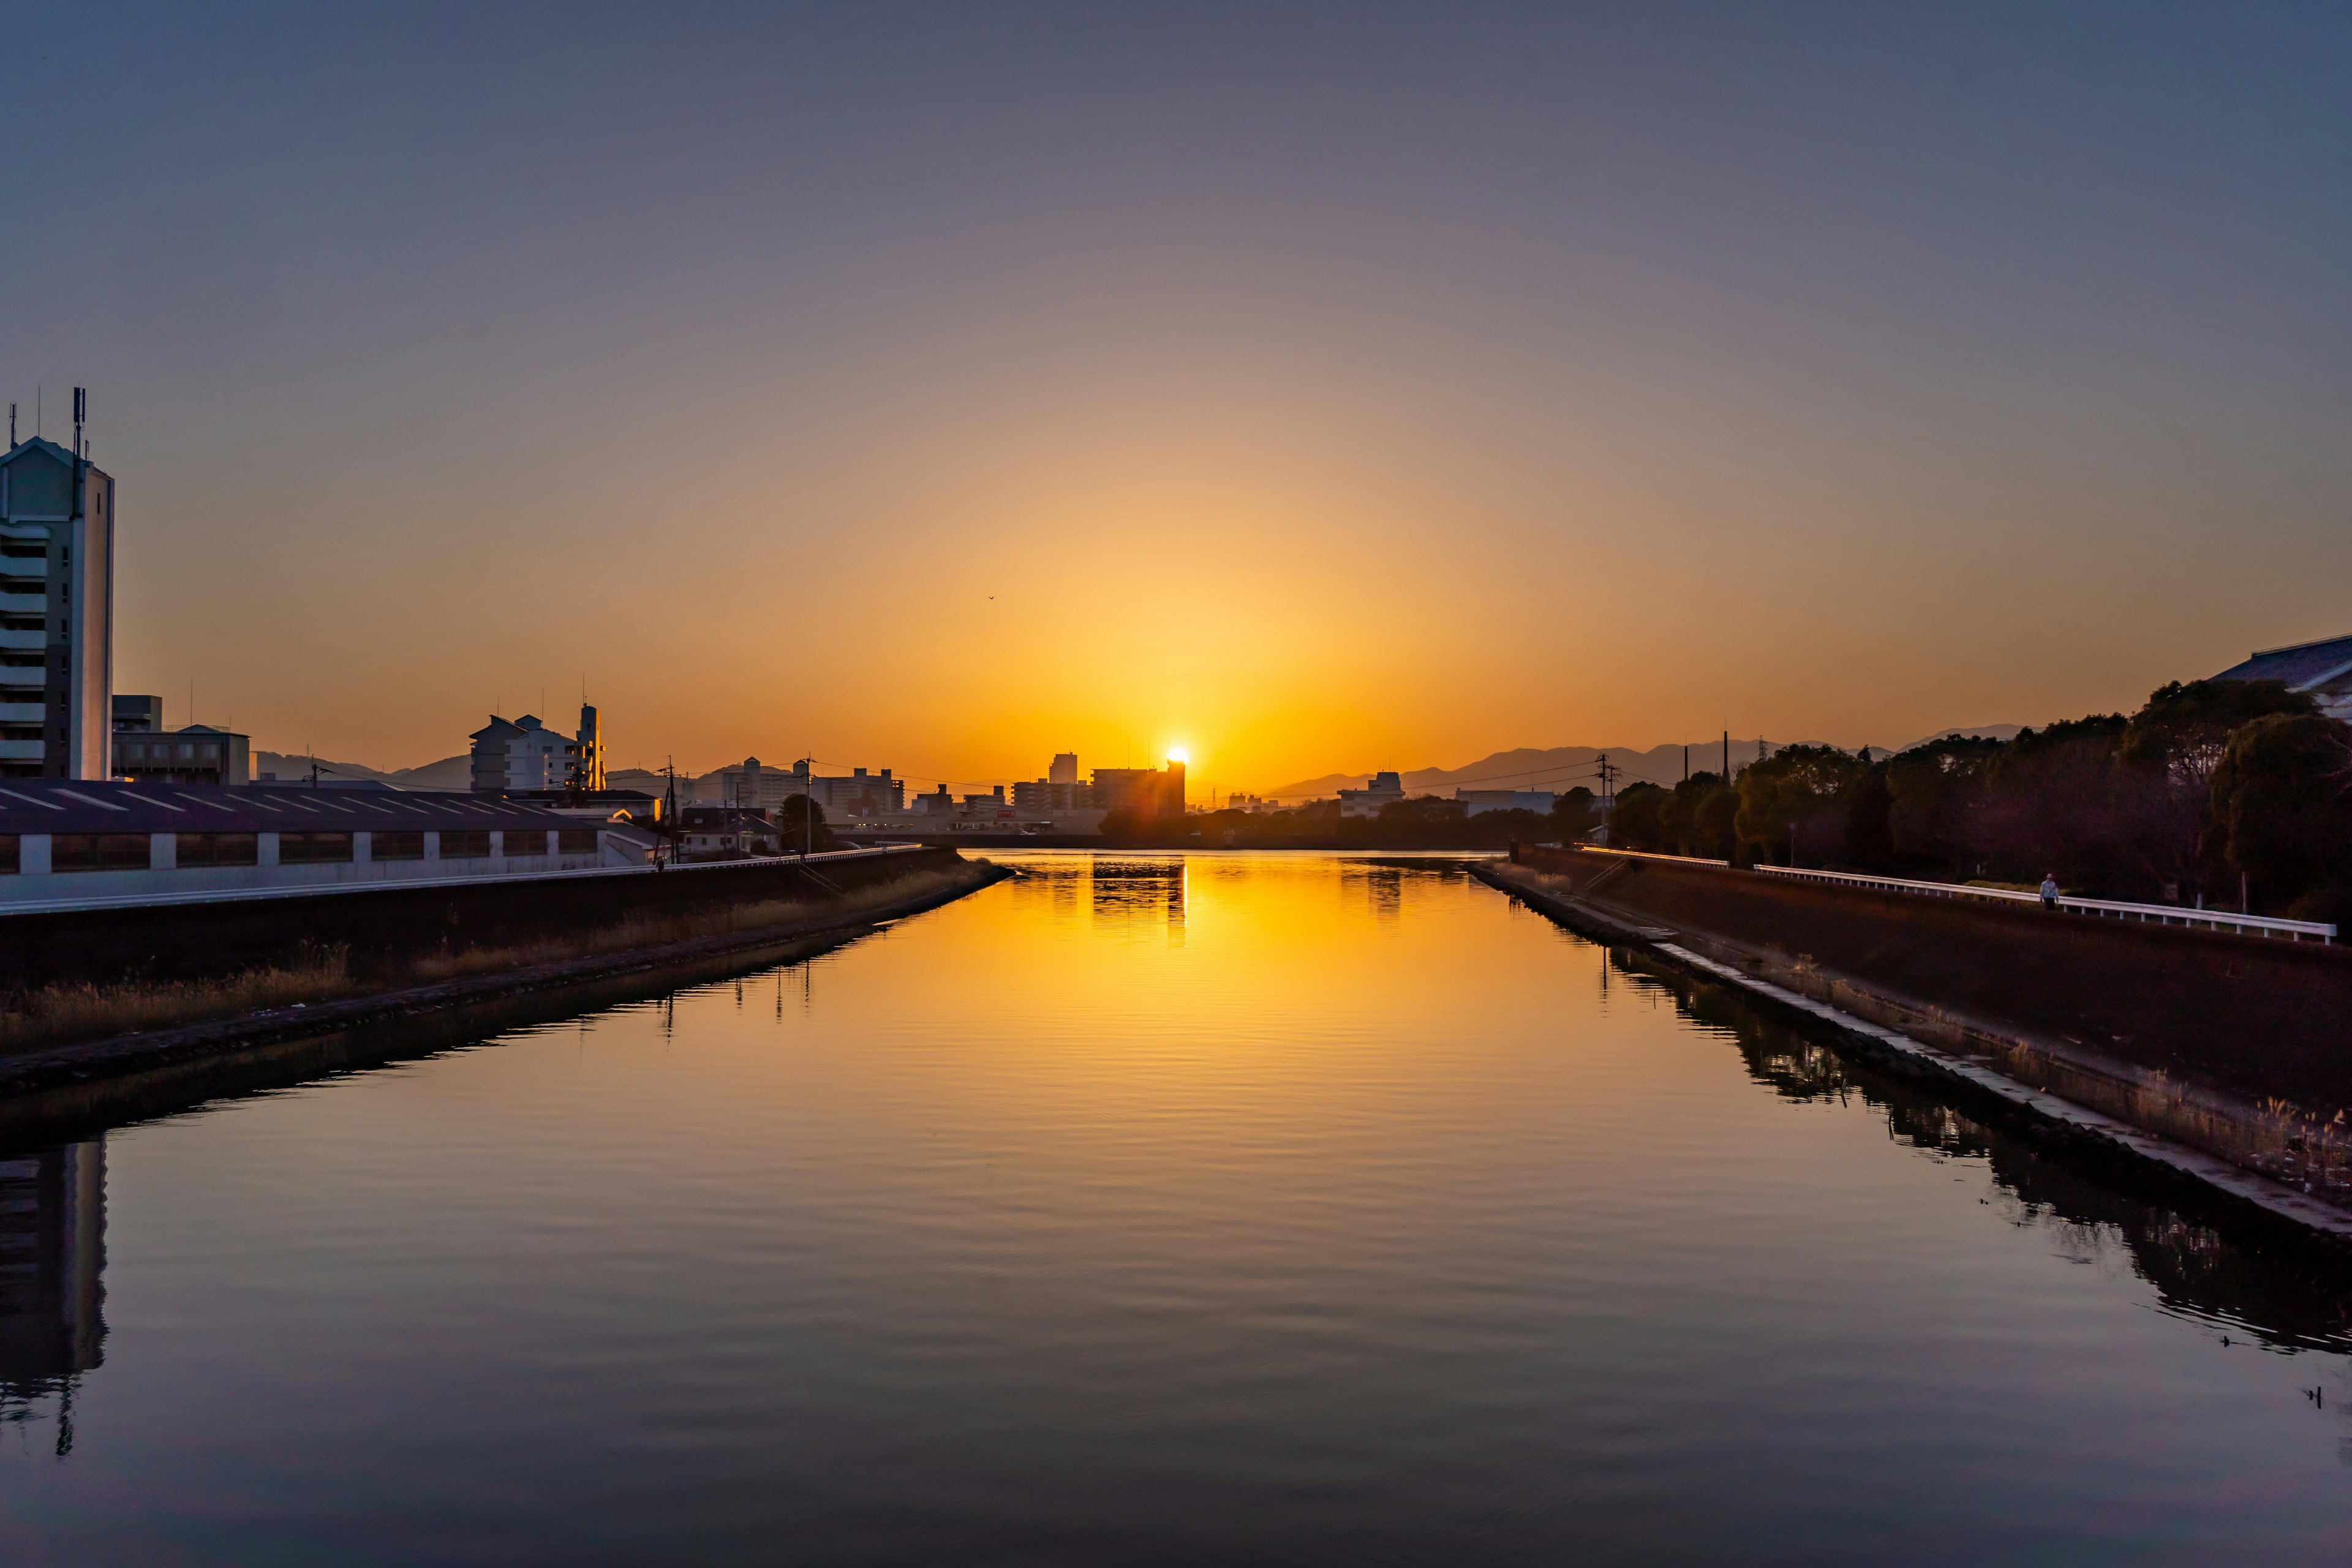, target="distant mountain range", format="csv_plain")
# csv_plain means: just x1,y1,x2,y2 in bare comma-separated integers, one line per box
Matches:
255,751,685,795
255,750,471,789
1264,725,2028,801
